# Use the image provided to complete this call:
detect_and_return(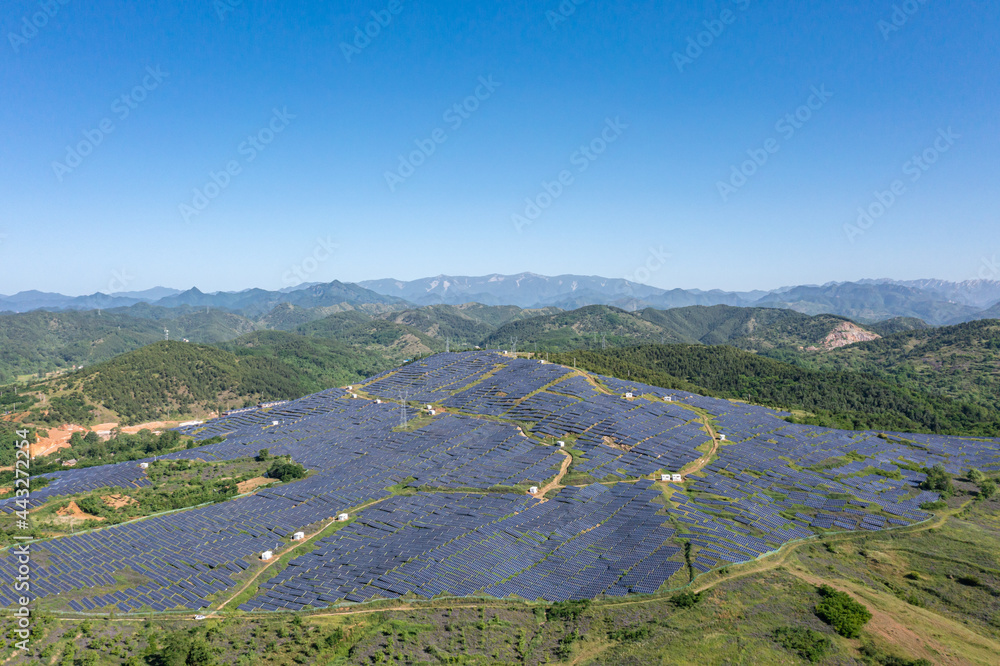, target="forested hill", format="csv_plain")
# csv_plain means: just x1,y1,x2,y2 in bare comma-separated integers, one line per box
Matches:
790,319,1000,412
553,345,1000,437
481,304,876,353
28,339,398,426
